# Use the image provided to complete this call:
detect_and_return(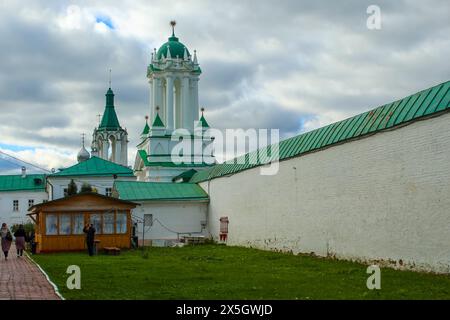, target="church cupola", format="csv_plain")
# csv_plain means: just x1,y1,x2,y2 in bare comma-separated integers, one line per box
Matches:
99,87,121,130
77,134,90,163
91,85,128,166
